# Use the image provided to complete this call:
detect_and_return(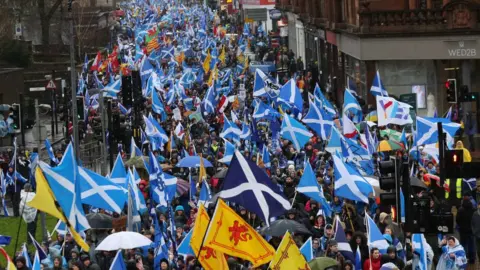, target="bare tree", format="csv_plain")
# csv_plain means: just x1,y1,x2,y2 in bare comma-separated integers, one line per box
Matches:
73,0,100,58
38,0,63,45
